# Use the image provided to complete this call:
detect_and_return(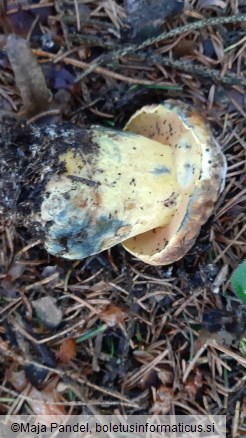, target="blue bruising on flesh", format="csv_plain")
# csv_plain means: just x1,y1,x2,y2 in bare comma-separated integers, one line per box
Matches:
151,166,171,175
67,215,124,258
45,204,125,259
46,241,66,254
55,209,70,224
